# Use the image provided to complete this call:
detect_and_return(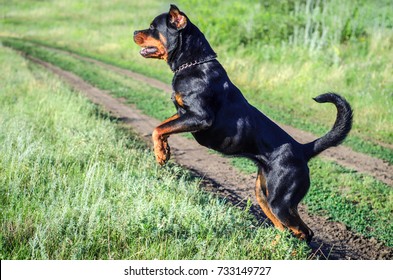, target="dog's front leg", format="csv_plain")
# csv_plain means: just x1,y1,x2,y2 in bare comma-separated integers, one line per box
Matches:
152,113,213,165
152,114,179,165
